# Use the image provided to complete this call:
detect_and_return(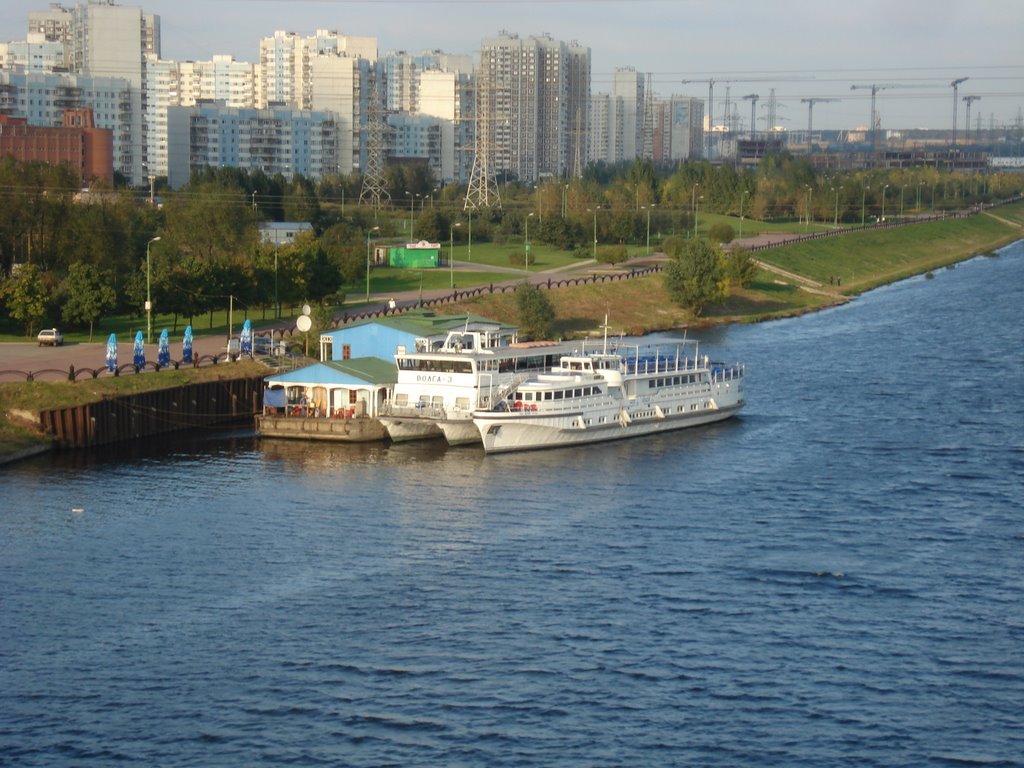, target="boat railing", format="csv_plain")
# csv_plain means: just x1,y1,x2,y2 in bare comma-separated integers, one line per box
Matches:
709,363,744,382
